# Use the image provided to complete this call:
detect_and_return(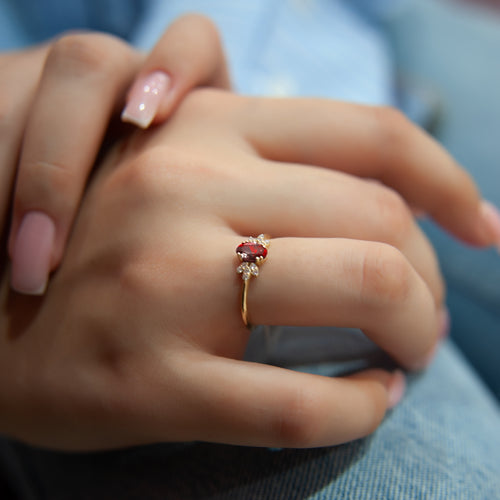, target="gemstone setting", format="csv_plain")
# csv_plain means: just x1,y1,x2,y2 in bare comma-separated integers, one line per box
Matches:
235,234,270,281
236,242,268,263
